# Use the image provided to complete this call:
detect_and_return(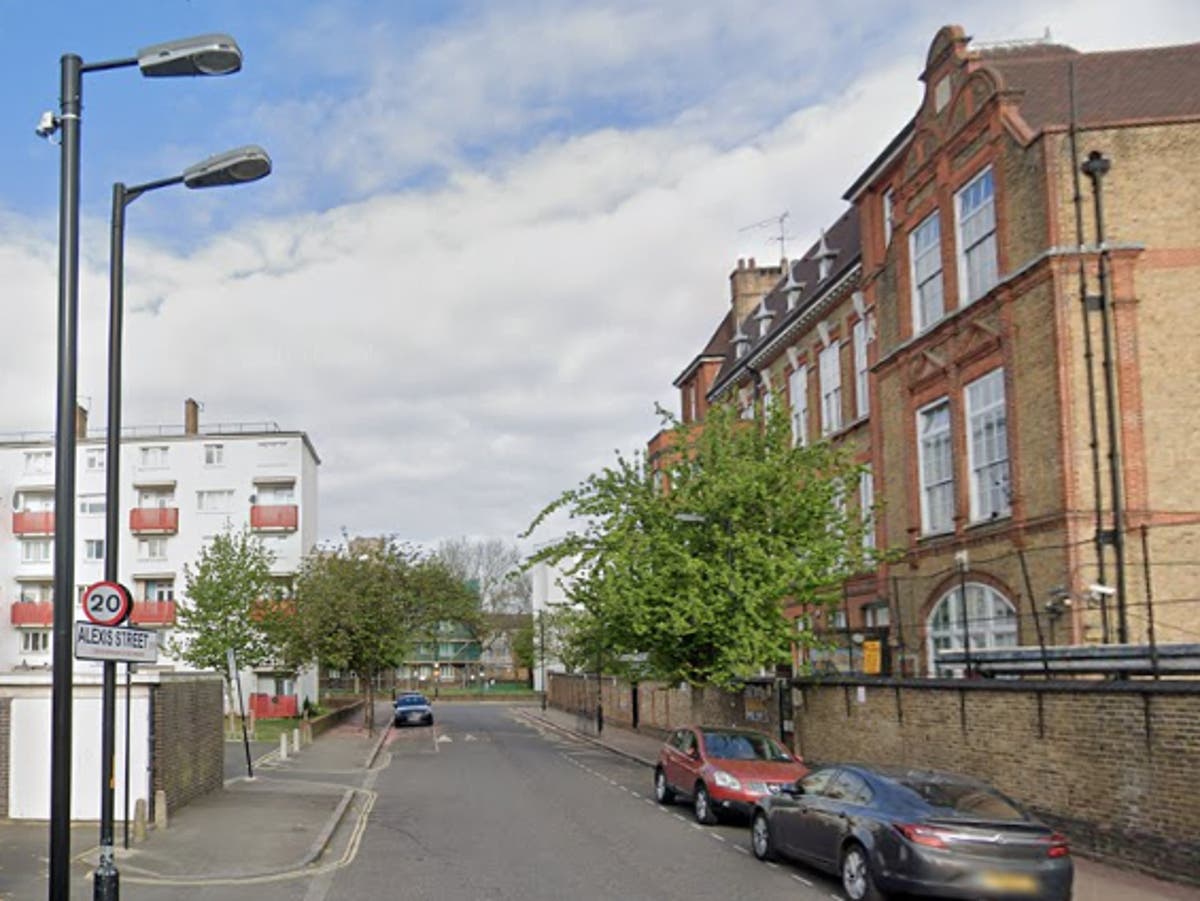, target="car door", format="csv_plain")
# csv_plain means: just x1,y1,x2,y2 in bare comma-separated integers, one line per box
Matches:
774,767,837,860
675,729,702,793
804,769,872,870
